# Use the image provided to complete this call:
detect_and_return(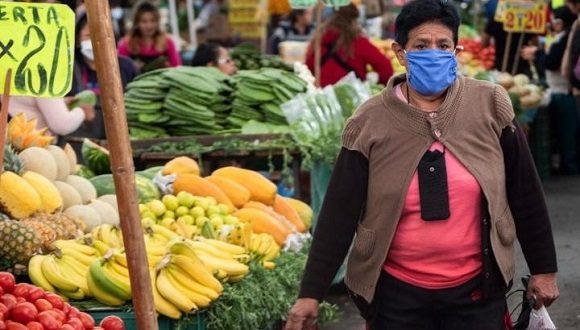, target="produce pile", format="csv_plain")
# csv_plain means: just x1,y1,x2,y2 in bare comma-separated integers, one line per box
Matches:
124,66,306,139
457,38,496,76
474,71,544,113
0,271,126,329
230,44,293,71
370,39,406,74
